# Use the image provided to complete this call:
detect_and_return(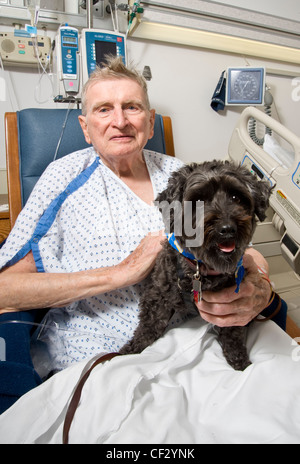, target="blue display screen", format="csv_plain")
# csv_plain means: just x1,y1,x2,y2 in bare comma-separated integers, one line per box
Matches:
85,31,126,76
